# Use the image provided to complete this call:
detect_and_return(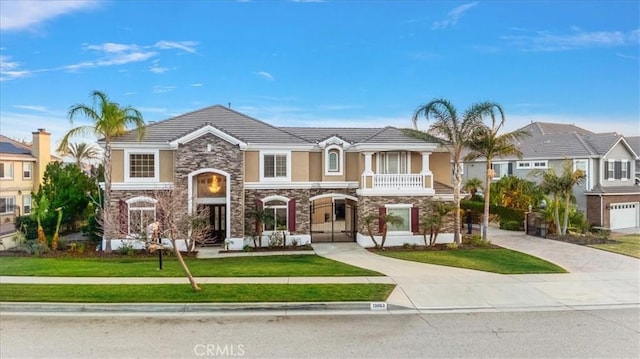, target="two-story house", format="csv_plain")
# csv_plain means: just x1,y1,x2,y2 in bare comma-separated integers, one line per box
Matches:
462,122,639,230
0,129,58,236
104,105,455,250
